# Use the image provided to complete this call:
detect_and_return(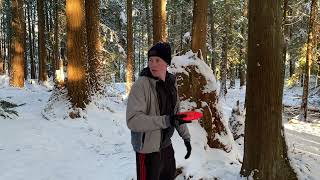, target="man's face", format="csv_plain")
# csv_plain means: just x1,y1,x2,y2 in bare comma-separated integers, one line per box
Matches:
148,56,168,78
